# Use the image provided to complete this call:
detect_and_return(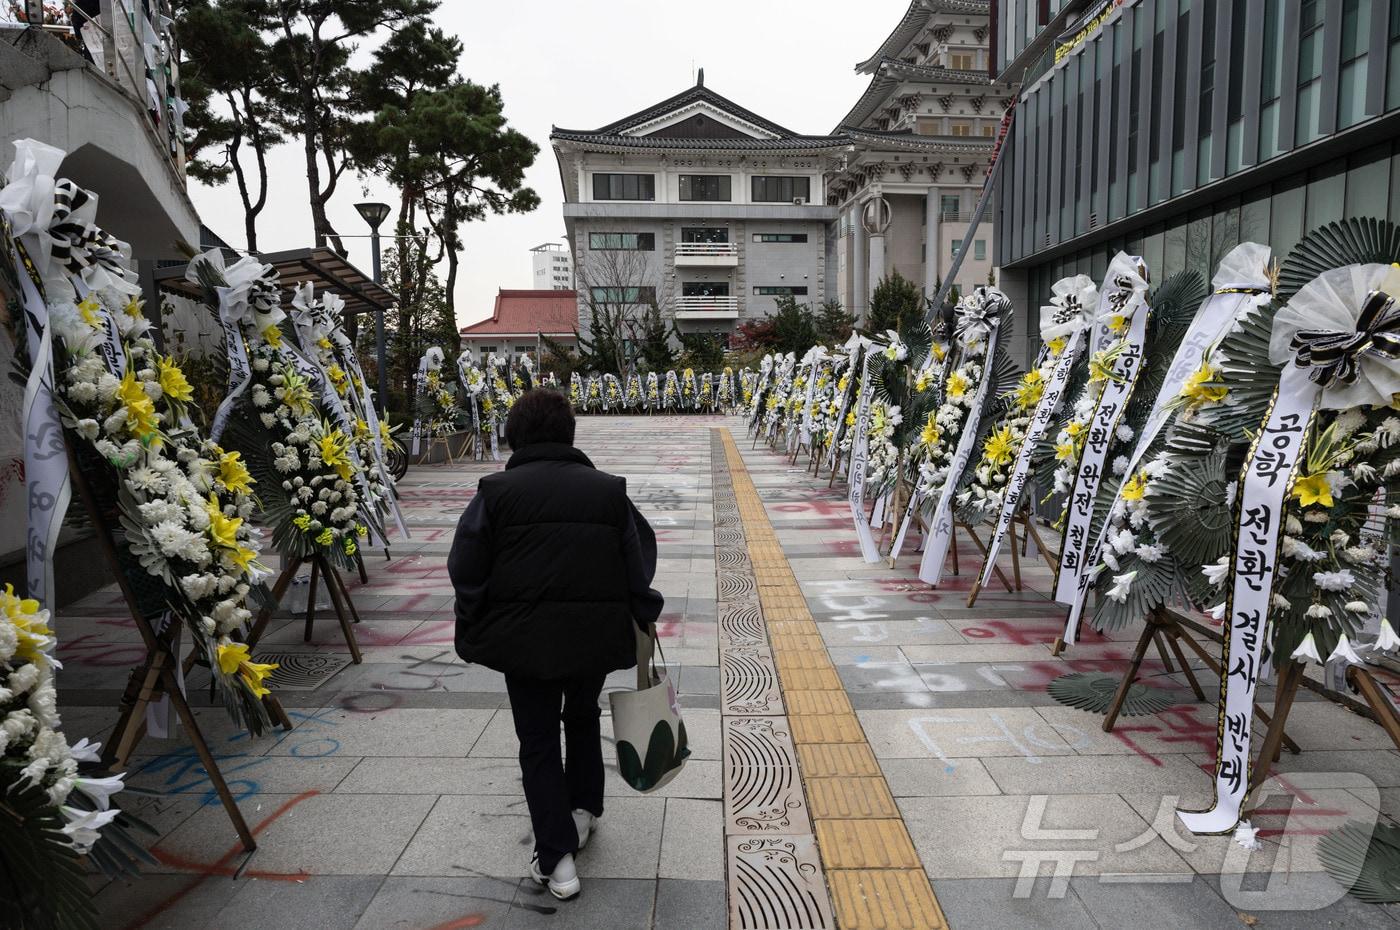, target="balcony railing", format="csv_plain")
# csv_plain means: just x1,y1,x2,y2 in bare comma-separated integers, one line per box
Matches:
676,295,741,319
674,241,739,266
